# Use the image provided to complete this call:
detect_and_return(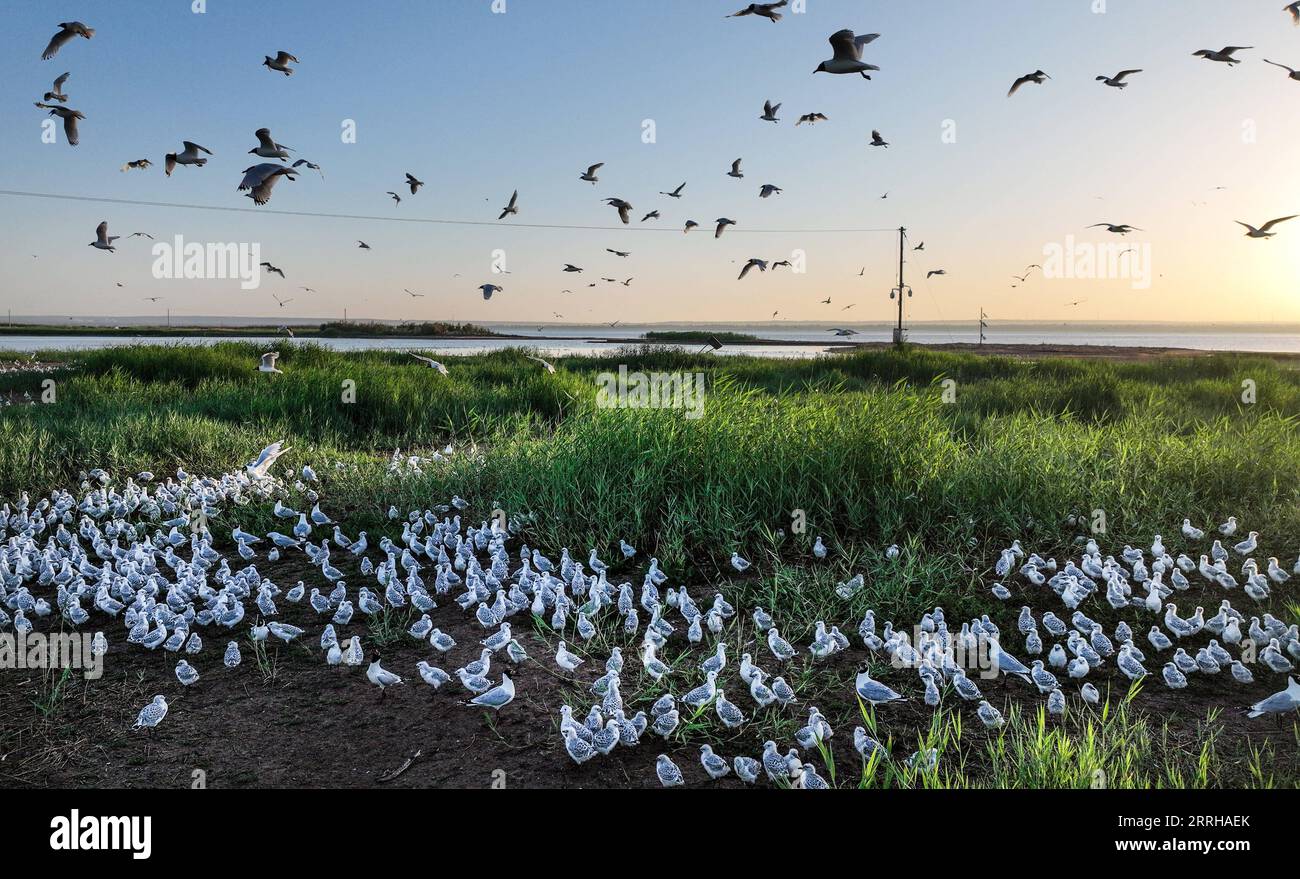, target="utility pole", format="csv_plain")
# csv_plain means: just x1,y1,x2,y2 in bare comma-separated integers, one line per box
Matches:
892,226,909,347
166,308,170,329
979,308,988,346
